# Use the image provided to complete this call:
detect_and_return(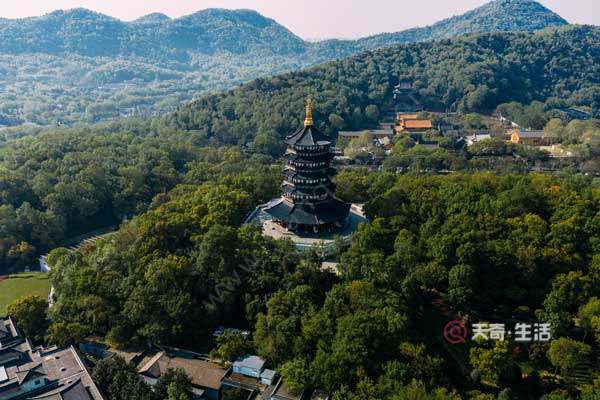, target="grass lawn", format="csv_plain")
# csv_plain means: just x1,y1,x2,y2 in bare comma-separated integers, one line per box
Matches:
0,273,51,315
